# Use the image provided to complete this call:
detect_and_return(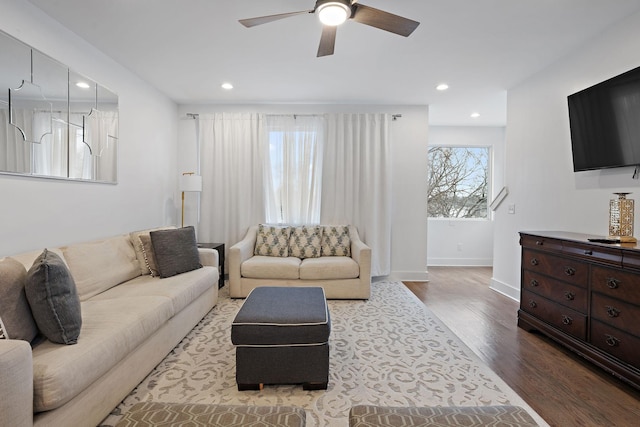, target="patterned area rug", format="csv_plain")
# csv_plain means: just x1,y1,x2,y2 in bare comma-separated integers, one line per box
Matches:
100,282,547,427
